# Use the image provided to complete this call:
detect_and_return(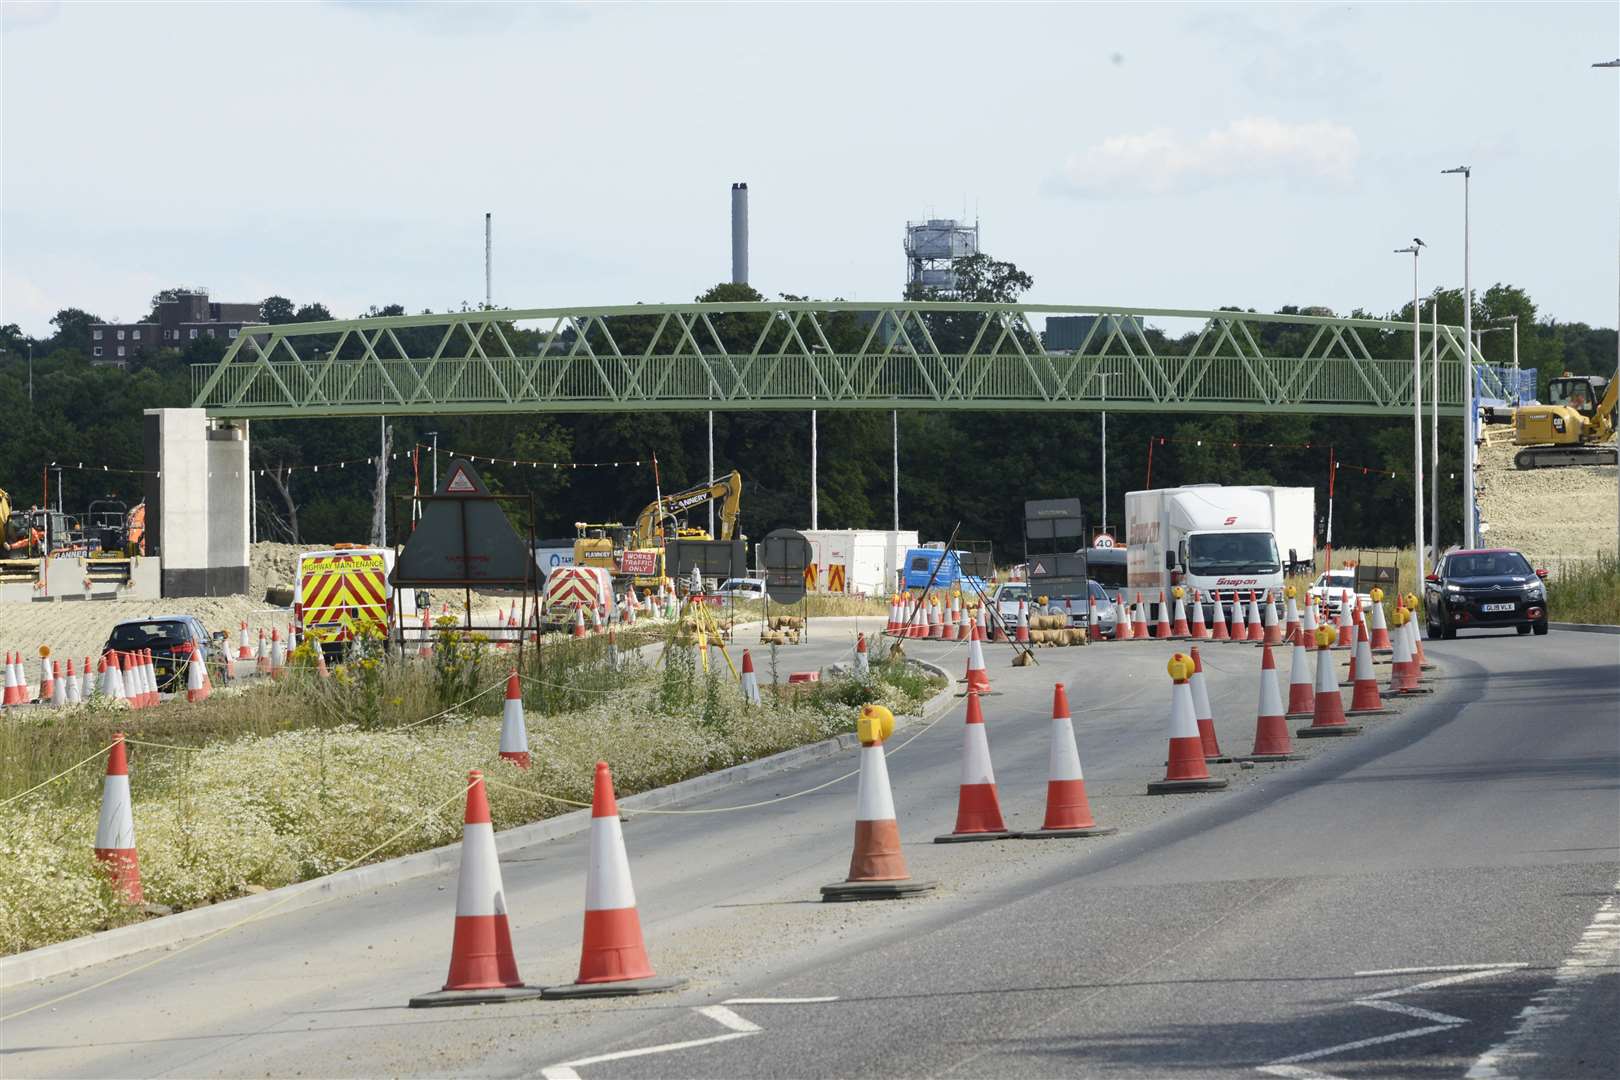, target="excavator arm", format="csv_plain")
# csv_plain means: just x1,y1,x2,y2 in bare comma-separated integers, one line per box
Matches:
632,471,743,547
